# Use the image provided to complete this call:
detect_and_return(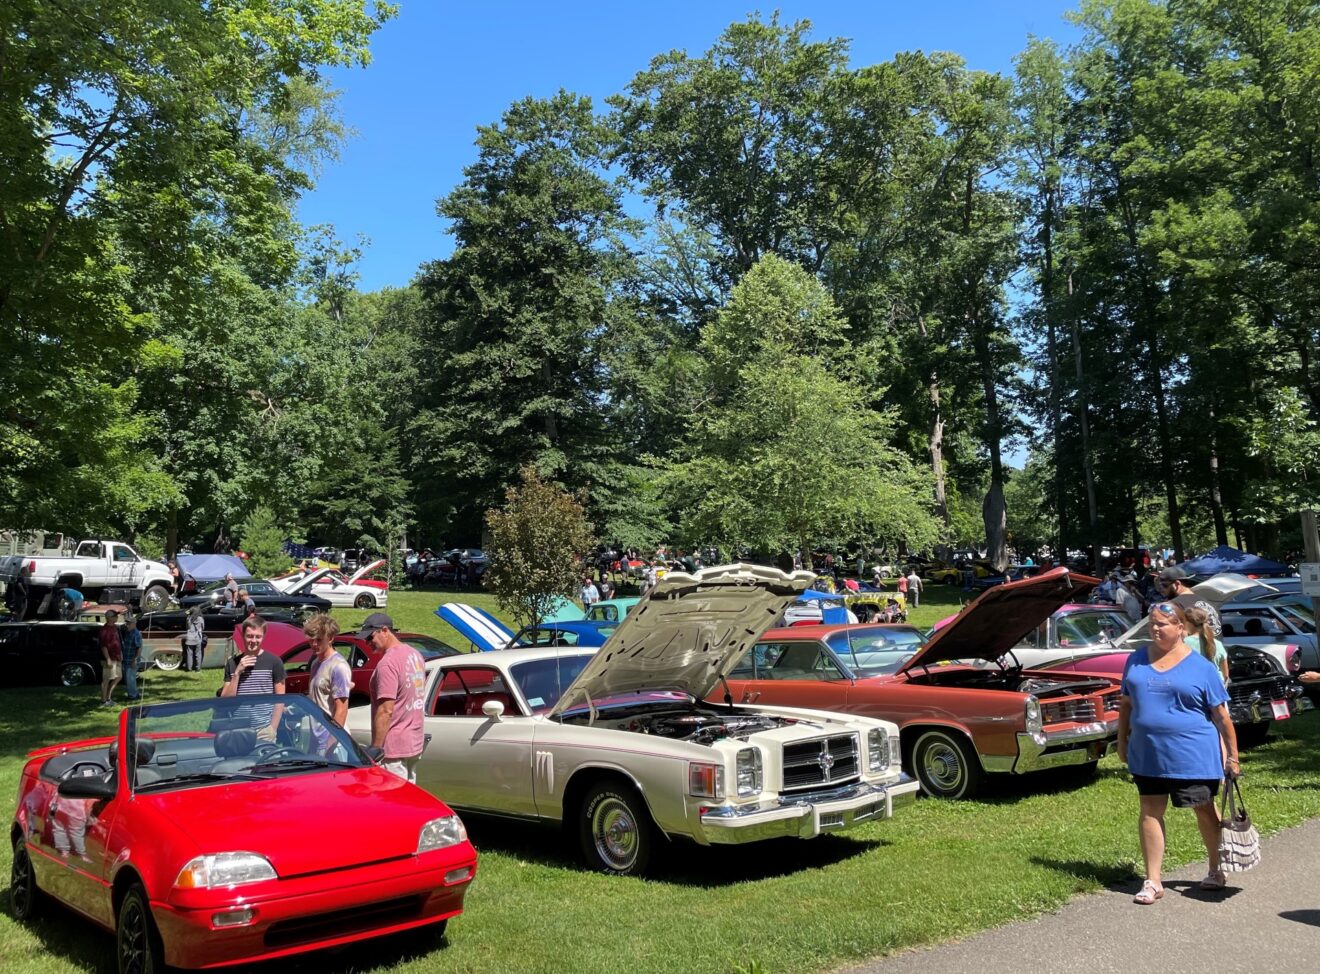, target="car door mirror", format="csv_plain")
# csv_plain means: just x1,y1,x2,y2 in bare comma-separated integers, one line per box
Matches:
482,699,505,720
58,773,117,799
